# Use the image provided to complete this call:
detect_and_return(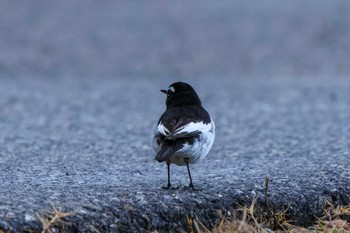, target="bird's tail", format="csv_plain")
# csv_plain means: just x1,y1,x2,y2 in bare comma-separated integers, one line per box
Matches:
155,146,177,162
